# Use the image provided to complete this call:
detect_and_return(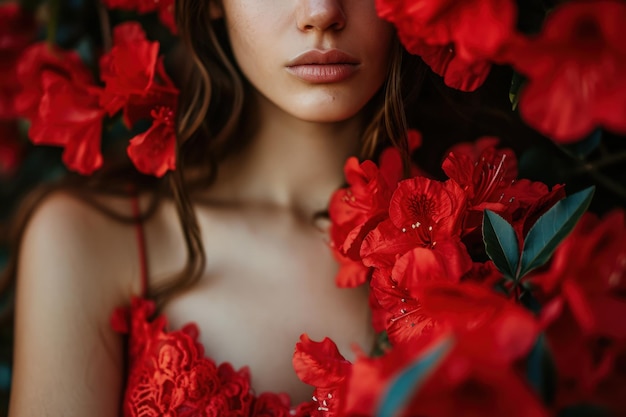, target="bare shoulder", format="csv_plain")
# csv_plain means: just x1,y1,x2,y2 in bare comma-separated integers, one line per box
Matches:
9,190,144,416
17,190,144,300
